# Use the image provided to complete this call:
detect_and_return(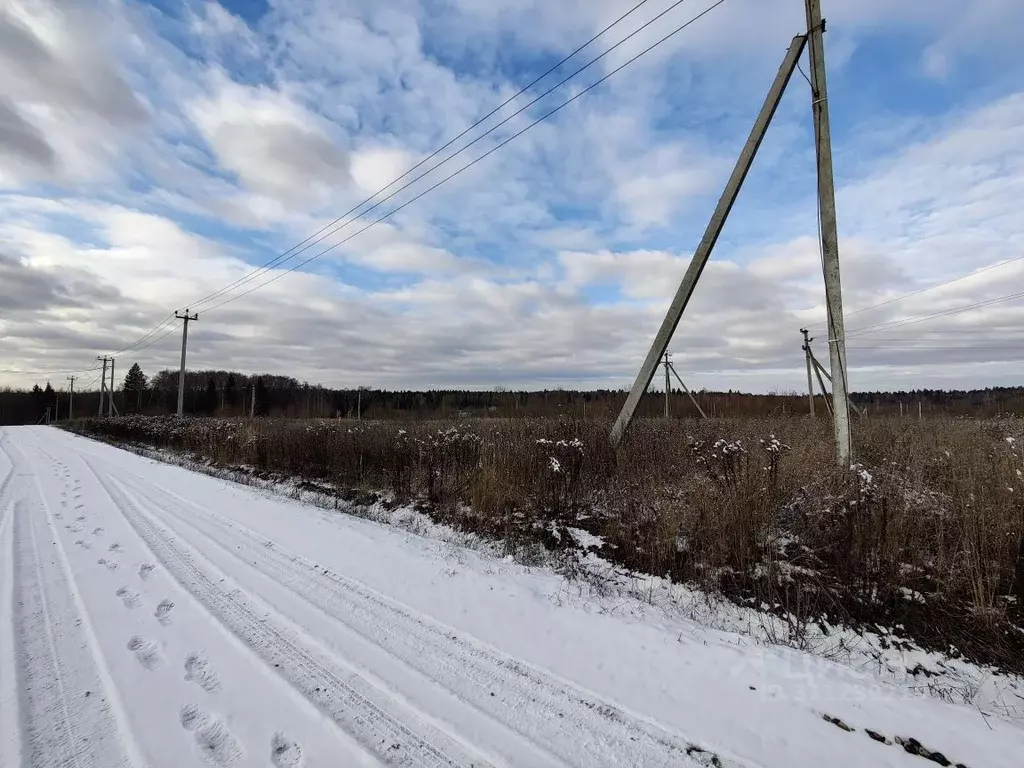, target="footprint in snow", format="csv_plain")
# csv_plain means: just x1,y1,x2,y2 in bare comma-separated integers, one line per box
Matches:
76,515,86,522
108,543,122,553
92,527,104,535
270,733,304,768
74,539,91,550
138,563,155,580
154,599,175,626
184,651,221,692
116,587,141,609
179,705,242,766
127,636,163,670
97,558,119,571
69,524,83,533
